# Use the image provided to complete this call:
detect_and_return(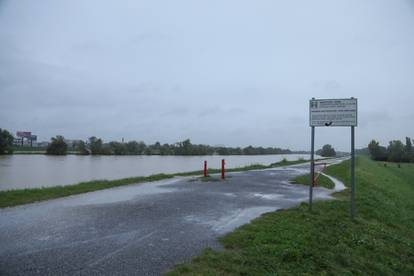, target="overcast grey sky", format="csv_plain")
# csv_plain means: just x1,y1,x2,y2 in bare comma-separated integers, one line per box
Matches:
1,0,413,151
